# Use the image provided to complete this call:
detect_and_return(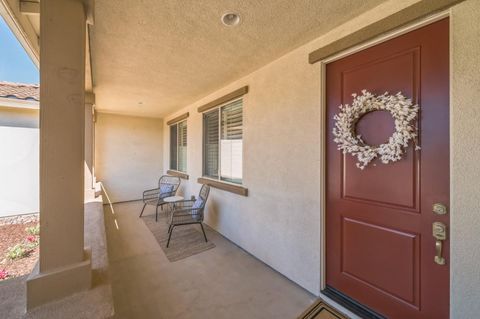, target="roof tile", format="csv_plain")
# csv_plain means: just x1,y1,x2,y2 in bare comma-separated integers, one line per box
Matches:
0,81,39,101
